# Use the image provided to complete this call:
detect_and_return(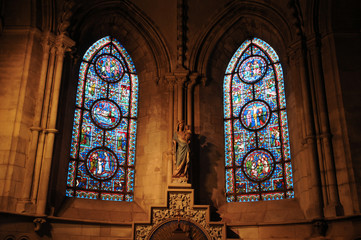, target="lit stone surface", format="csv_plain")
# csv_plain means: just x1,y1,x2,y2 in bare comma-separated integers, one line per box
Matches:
0,0,360,239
